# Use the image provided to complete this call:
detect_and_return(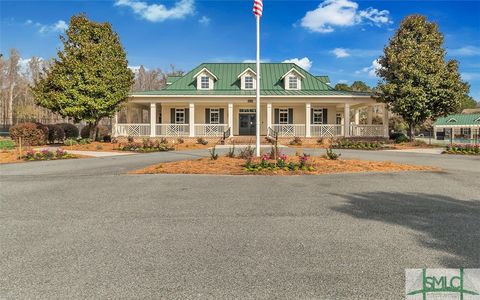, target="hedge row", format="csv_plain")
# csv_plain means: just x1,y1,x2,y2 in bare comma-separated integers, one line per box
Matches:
9,122,110,146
